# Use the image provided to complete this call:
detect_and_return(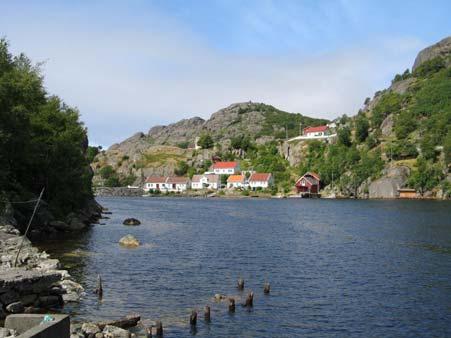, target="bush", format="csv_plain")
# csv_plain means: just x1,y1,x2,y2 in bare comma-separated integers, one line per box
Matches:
338,126,352,147
389,141,418,160
198,133,214,149
371,92,402,128
355,115,369,142
174,161,189,176
99,165,115,179
413,57,446,78
177,141,189,149
394,110,417,139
